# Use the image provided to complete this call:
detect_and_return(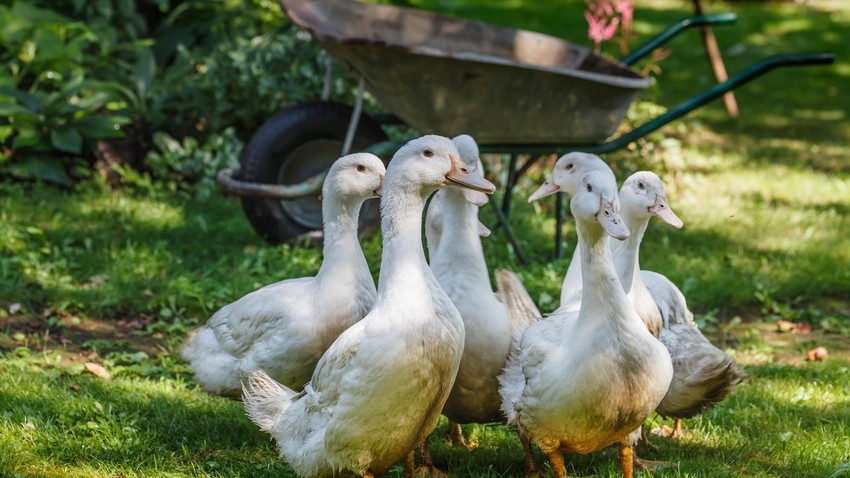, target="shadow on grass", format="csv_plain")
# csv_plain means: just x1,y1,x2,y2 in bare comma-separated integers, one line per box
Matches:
426,360,849,477
0,371,297,477
481,196,850,312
